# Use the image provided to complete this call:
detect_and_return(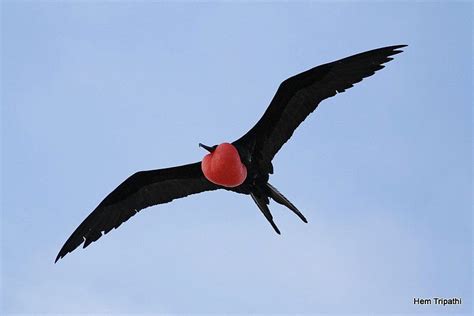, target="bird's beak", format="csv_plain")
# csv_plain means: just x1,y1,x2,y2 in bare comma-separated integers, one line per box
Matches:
199,143,214,152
